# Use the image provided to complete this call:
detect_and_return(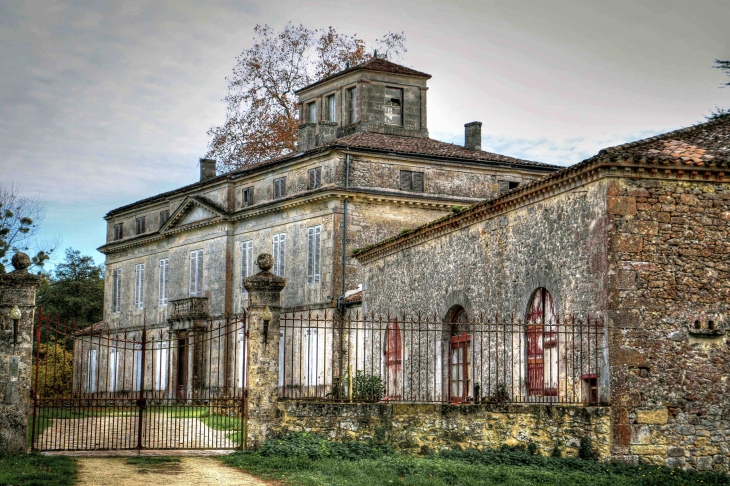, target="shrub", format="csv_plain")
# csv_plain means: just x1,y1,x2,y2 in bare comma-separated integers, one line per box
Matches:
551,440,563,458
31,339,73,399
342,369,385,402
578,436,599,461
259,432,394,460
